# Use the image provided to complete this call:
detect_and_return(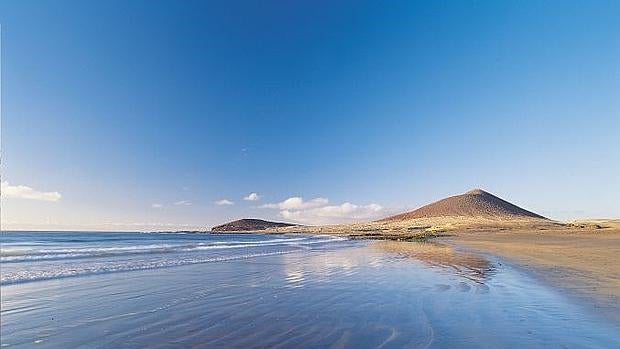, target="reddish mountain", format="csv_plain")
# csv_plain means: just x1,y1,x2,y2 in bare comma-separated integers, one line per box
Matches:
380,189,547,222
